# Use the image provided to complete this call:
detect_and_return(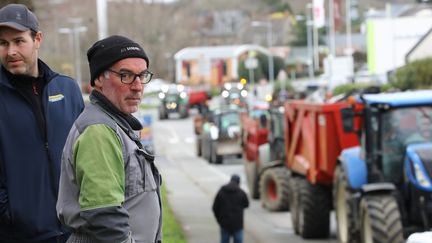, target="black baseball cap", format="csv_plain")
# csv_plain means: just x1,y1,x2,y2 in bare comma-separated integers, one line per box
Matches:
0,4,38,32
